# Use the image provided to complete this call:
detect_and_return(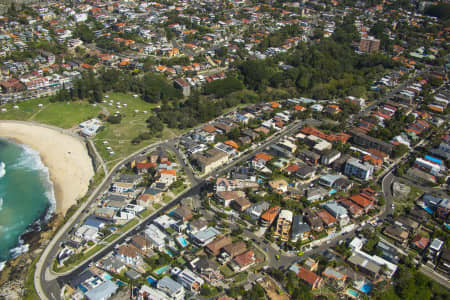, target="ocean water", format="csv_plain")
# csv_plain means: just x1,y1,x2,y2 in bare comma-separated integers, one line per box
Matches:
0,138,55,262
